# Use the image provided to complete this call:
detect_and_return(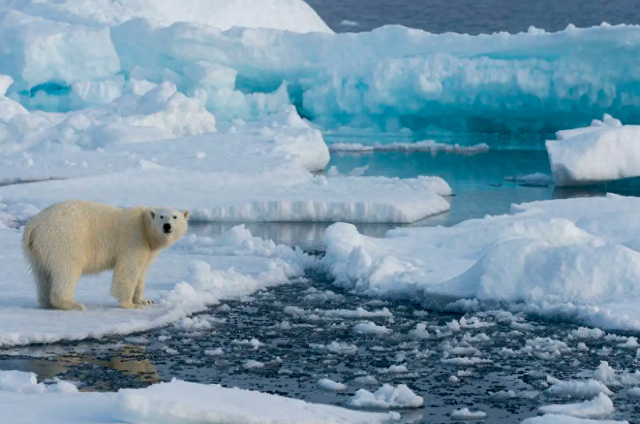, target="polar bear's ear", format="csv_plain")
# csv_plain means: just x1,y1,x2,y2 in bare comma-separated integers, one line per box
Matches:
183,210,190,220
149,210,156,219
